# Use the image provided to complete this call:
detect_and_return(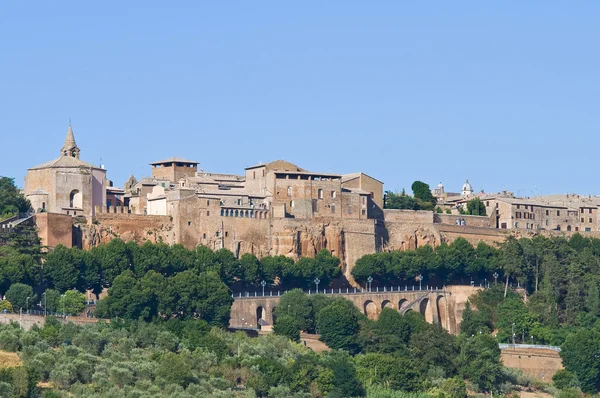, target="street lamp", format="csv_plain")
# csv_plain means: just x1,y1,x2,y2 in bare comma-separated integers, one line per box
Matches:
314,277,320,293
26,297,30,315
417,274,423,290
512,322,516,344
367,276,373,292
531,335,534,345
261,280,266,296
42,292,47,317
493,272,499,284
484,278,487,289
